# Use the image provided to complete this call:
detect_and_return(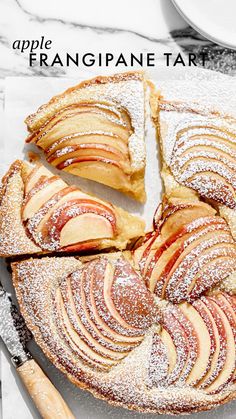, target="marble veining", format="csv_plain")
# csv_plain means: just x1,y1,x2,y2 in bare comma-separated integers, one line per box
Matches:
0,0,235,93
